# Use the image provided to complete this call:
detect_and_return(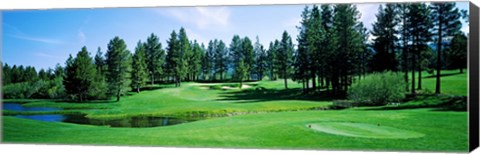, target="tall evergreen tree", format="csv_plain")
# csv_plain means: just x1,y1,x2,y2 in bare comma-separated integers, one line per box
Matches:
407,3,433,94
331,4,362,94
294,6,311,92
430,2,462,94
63,46,97,102
308,5,323,92
446,33,467,73
93,47,108,99
190,40,204,81
242,37,255,80
105,37,132,101
144,33,165,85
266,41,278,80
214,40,229,80
230,35,243,81
178,28,191,82
131,41,149,93
203,40,215,80
396,3,411,92
165,31,183,87
277,31,294,89
253,36,267,81
371,4,399,72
